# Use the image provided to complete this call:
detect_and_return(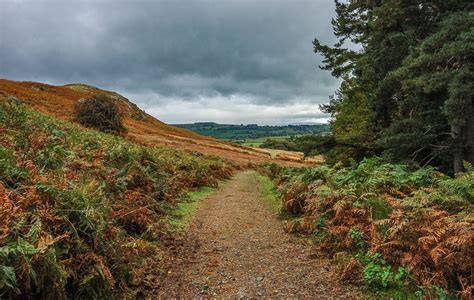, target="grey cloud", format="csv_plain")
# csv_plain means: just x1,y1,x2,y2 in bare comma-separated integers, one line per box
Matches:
0,0,339,124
